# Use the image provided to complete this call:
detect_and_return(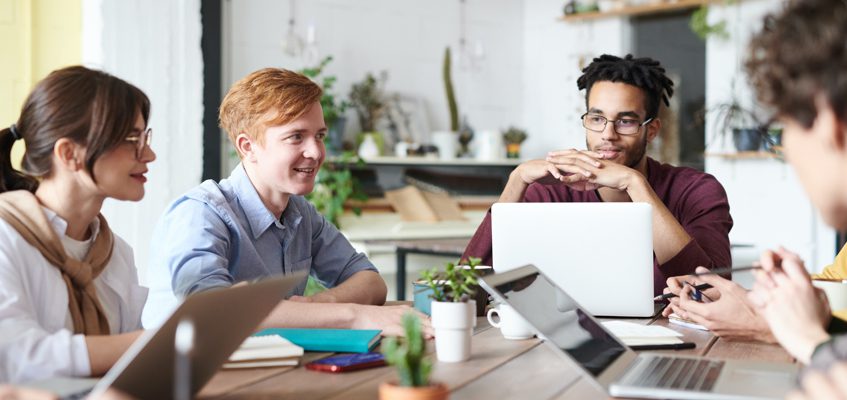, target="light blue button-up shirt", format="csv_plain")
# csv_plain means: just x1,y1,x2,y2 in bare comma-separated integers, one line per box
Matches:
142,164,377,327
